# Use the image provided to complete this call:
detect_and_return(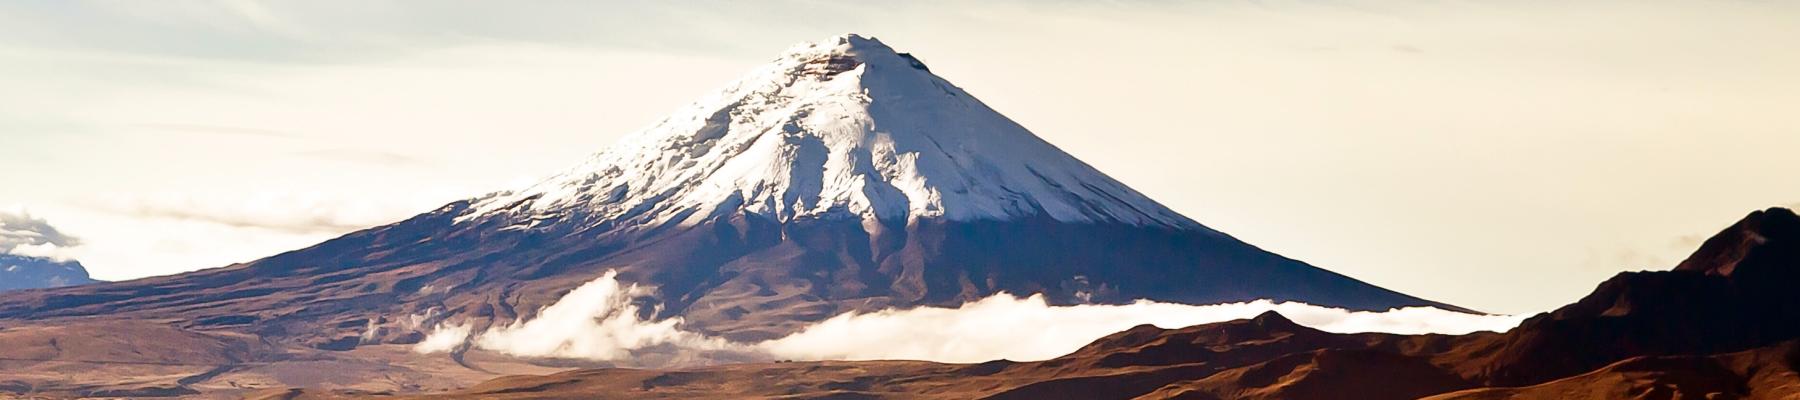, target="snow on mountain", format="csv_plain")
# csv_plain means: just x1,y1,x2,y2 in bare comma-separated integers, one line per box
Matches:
458,34,1206,232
